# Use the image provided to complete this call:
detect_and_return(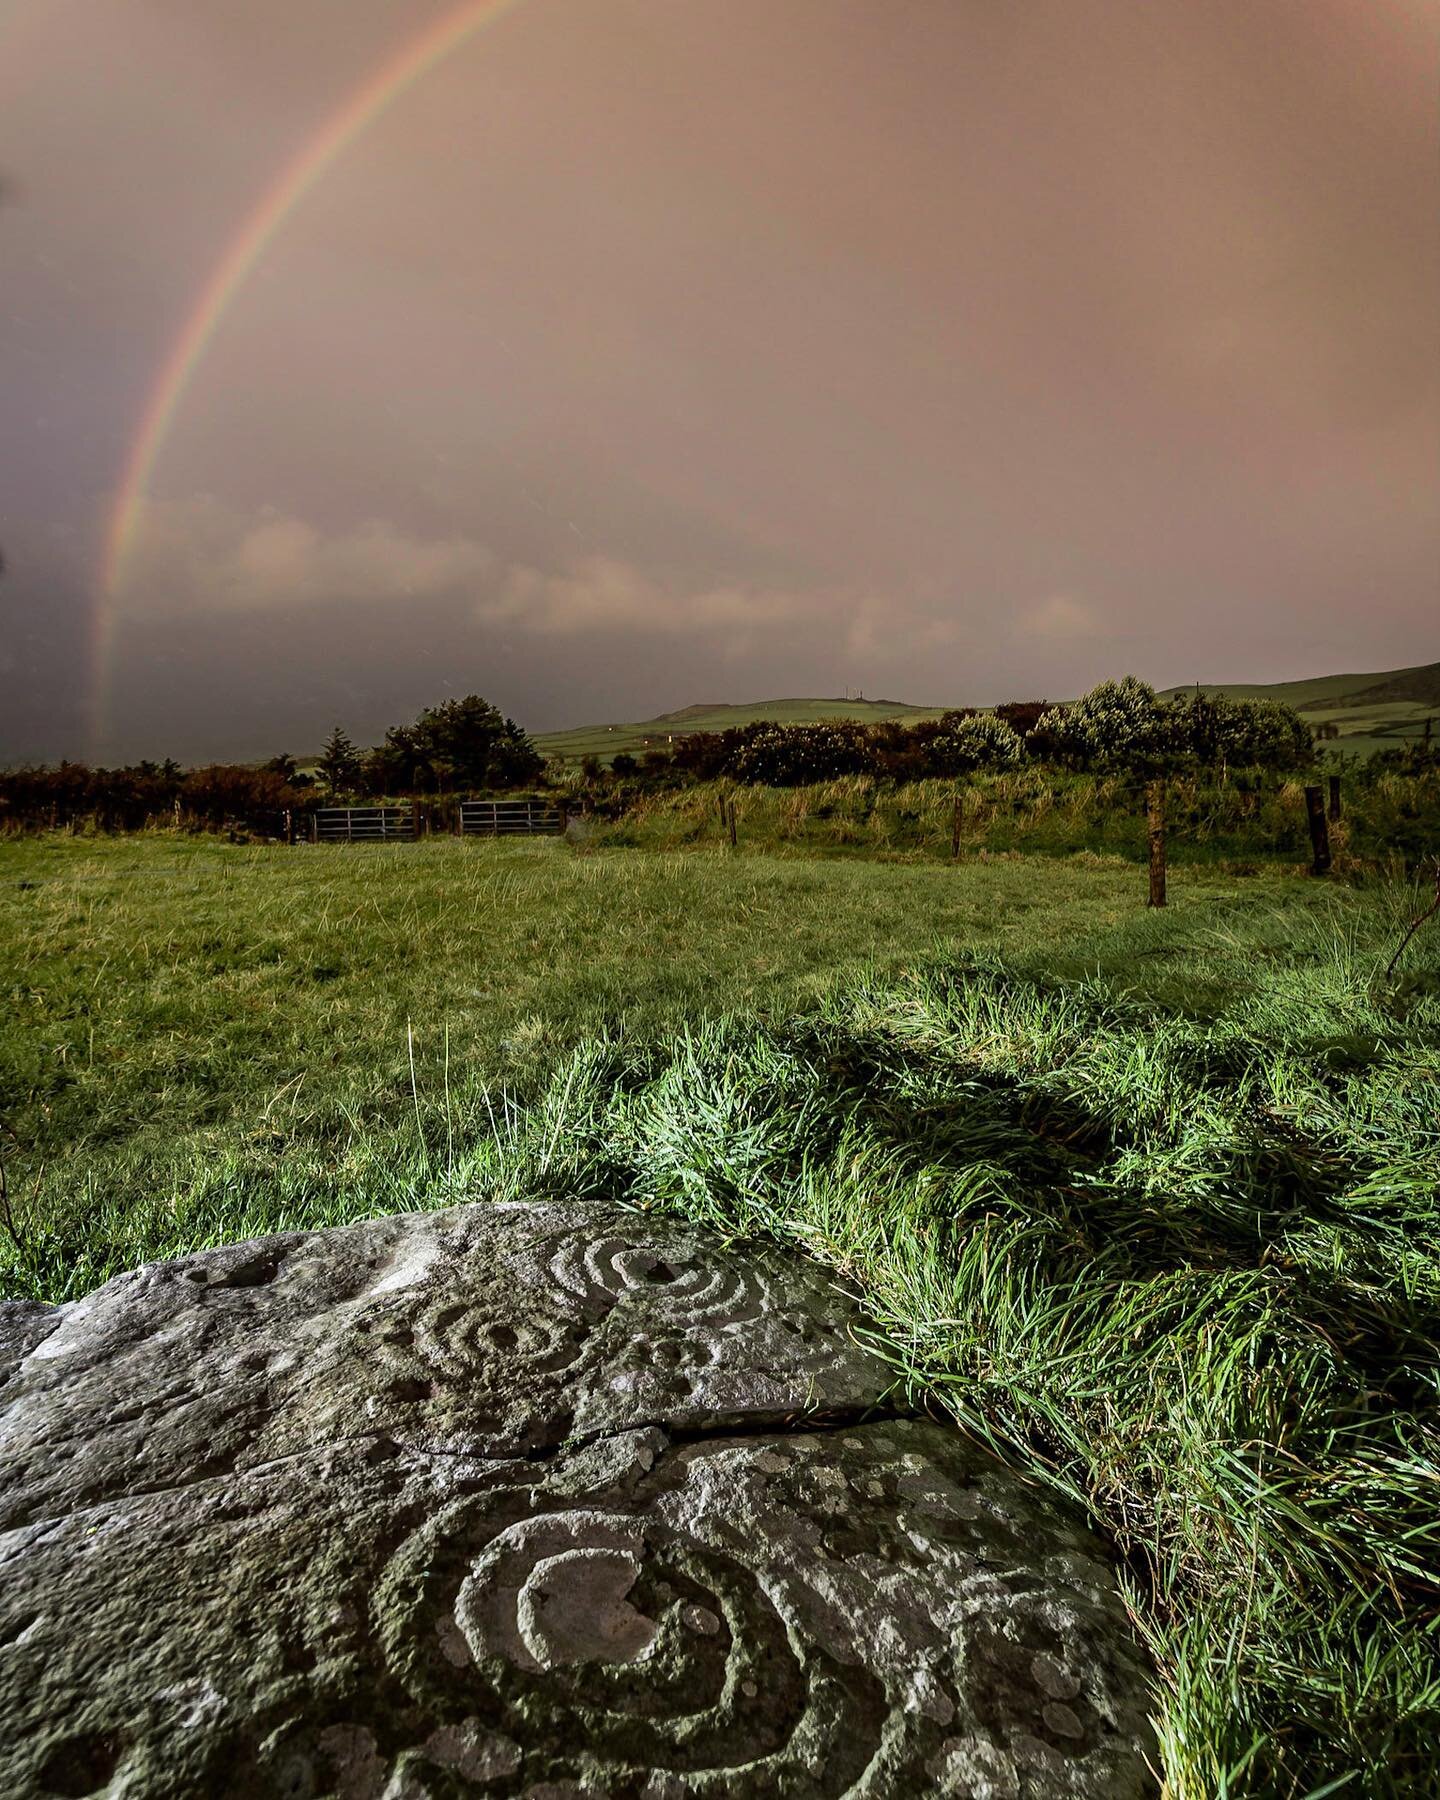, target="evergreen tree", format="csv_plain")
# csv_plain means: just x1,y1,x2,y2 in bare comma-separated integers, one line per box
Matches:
317,726,363,793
